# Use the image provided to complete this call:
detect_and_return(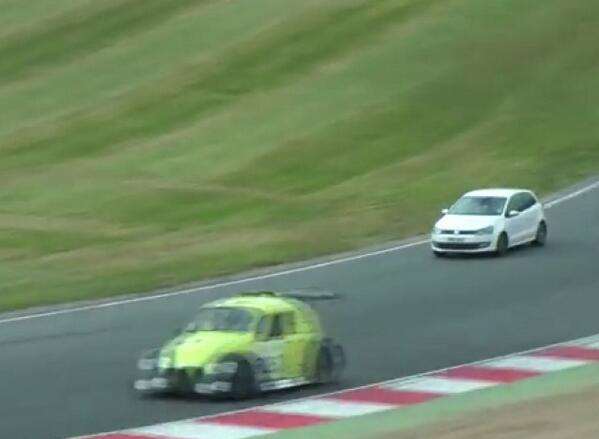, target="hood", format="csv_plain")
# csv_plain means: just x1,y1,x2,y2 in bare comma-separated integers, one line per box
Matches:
435,214,499,231
160,331,253,369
